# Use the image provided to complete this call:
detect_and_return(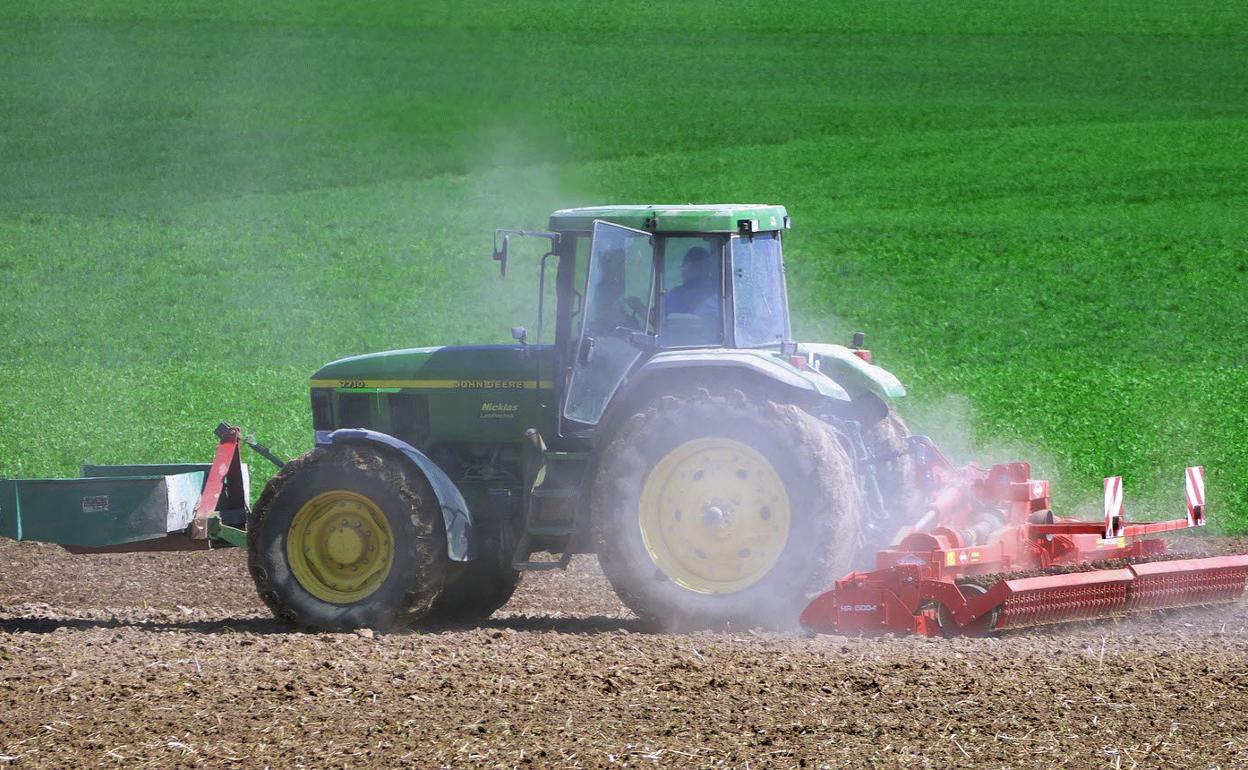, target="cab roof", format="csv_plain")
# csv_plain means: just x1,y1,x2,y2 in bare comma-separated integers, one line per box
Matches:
548,204,789,234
